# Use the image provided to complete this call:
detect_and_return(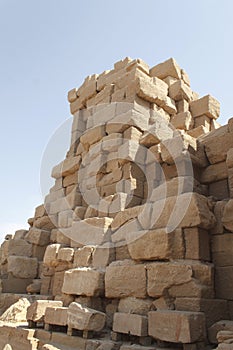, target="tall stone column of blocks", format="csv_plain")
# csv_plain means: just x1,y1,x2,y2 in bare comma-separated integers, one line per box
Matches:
0,57,233,350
